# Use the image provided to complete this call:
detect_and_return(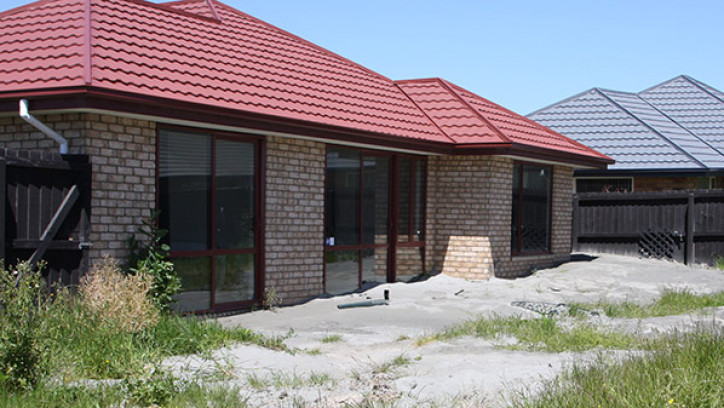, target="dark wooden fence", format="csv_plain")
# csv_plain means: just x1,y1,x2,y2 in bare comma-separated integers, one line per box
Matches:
573,190,724,265
1,149,92,286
